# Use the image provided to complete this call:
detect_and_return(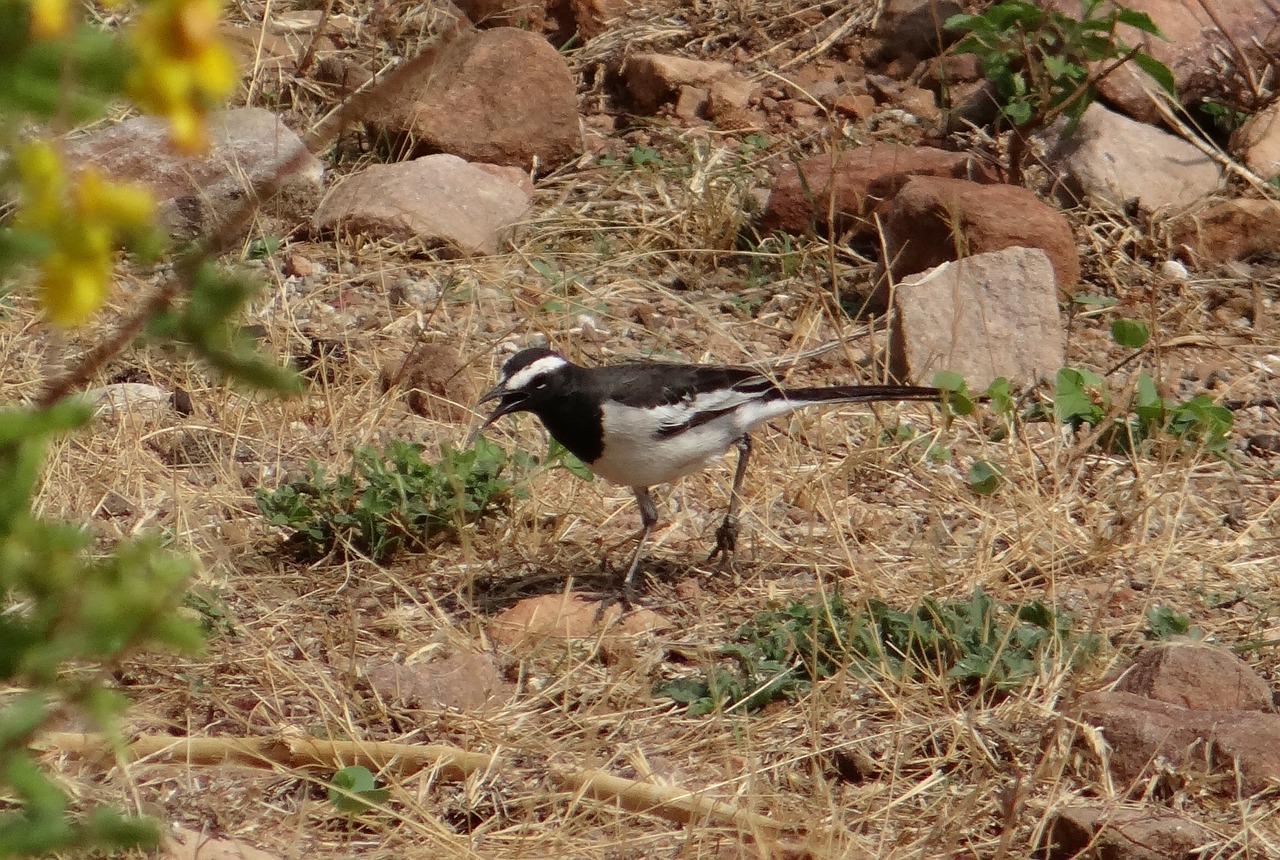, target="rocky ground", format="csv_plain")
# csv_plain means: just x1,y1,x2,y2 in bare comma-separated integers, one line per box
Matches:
21,0,1280,858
